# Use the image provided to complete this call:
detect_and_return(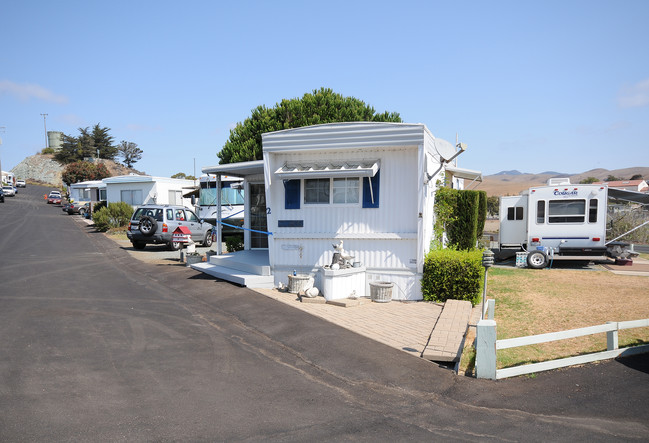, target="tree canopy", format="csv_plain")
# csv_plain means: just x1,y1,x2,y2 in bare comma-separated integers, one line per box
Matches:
116,141,143,168
217,88,402,164
61,161,110,186
55,124,119,164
